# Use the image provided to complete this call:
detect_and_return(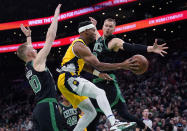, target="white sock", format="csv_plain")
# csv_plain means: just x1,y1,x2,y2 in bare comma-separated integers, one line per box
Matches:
107,115,116,126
